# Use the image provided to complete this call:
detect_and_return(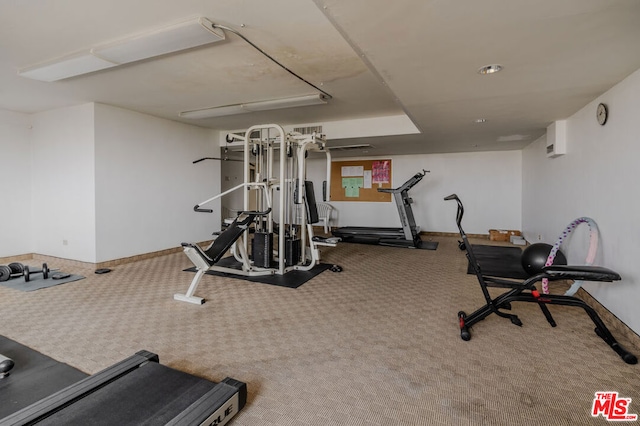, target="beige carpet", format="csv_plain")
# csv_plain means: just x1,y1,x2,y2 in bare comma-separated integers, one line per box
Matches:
1,236,639,425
